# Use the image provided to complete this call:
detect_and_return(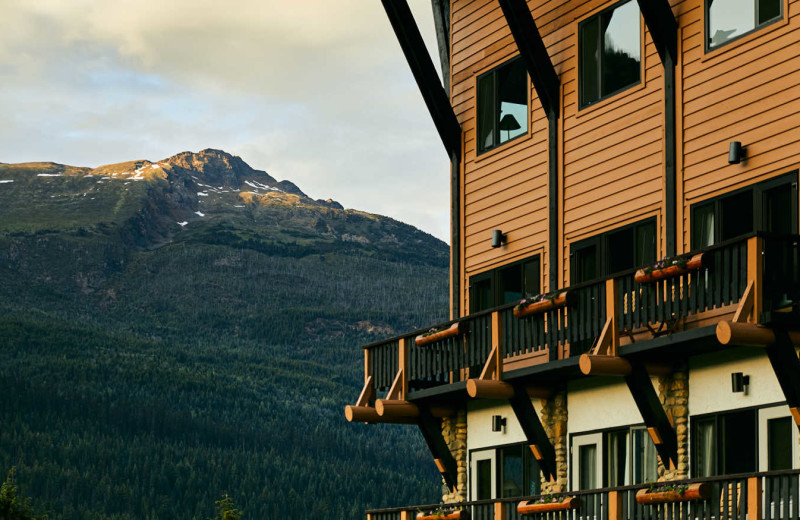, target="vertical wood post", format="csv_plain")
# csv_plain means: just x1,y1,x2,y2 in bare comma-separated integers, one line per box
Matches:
492,311,503,380
364,349,371,385
605,278,620,355
747,476,762,520
399,337,409,399
366,514,373,520
608,490,622,520
400,510,412,520
494,500,506,520
747,236,763,323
